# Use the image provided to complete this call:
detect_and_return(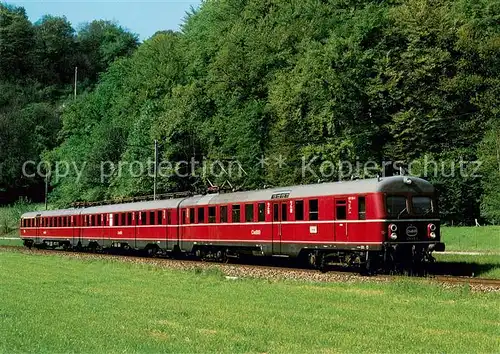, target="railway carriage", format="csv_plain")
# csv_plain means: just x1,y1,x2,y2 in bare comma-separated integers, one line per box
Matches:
20,176,445,271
